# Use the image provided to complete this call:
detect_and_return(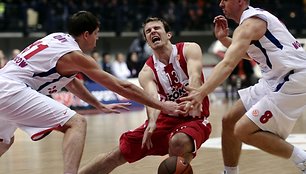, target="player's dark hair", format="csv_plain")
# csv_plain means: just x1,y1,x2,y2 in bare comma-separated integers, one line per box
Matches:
142,17,171,38
67,11,100,37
